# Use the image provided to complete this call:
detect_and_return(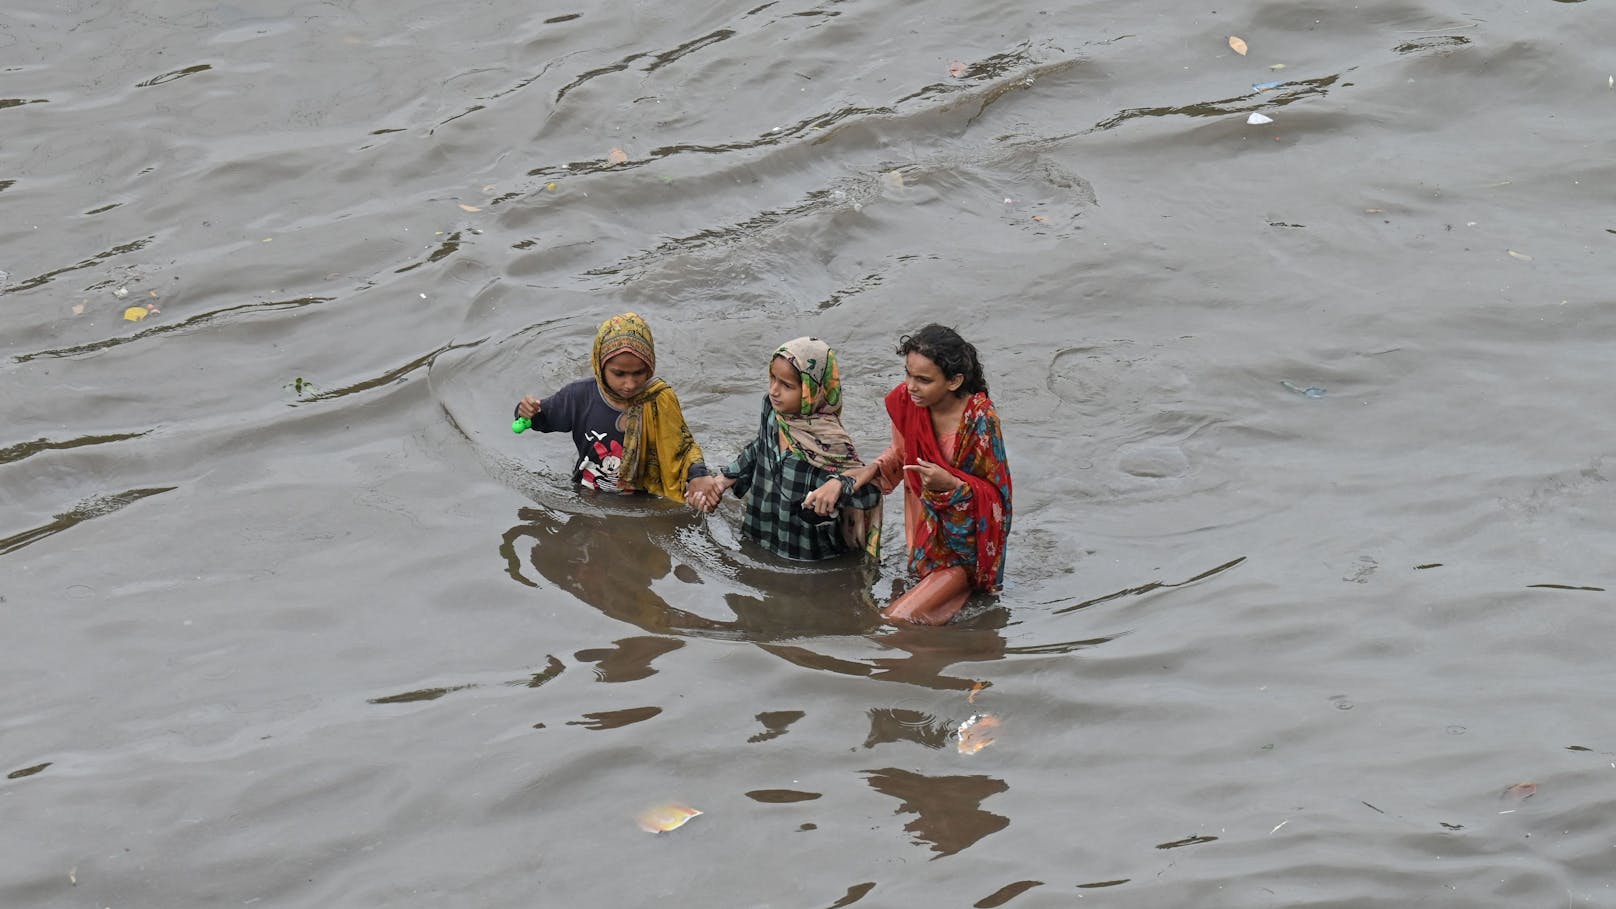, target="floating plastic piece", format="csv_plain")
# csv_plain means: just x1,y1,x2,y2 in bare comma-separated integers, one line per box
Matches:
1502,782,1537,801
1269,63,1286,70
608,147,629,165
956,713,1000,755
637,803,702,833
1507,249,1533,261
1280,380,1325,398
1247,112,1273,125
458,203,481,212
113,286,129,298
1229,36,1249,55
123,306,149,322
948,61,966,78
1252,80,1284,92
